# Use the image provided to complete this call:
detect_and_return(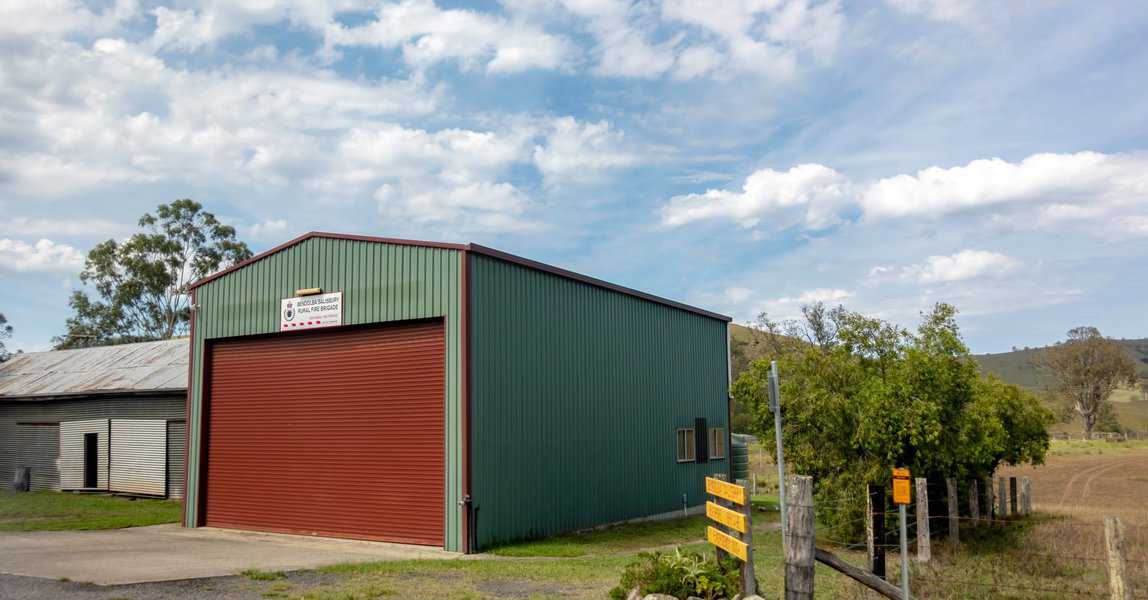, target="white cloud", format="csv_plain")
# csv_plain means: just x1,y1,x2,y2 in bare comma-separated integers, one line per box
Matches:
662,0,844,80
532,117,641,183
877,250,1020,284
886,0,978,24
0,37,439,196
672,45,726,80
860,152,1148,220
0,217,129,238
0,239,85,273
149,0,371,52
663,151,1148,238
336,123,543,232
661,163,849,229
375,181,541,232
246,219,290,240
325,0,571,74
0,0,136,38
